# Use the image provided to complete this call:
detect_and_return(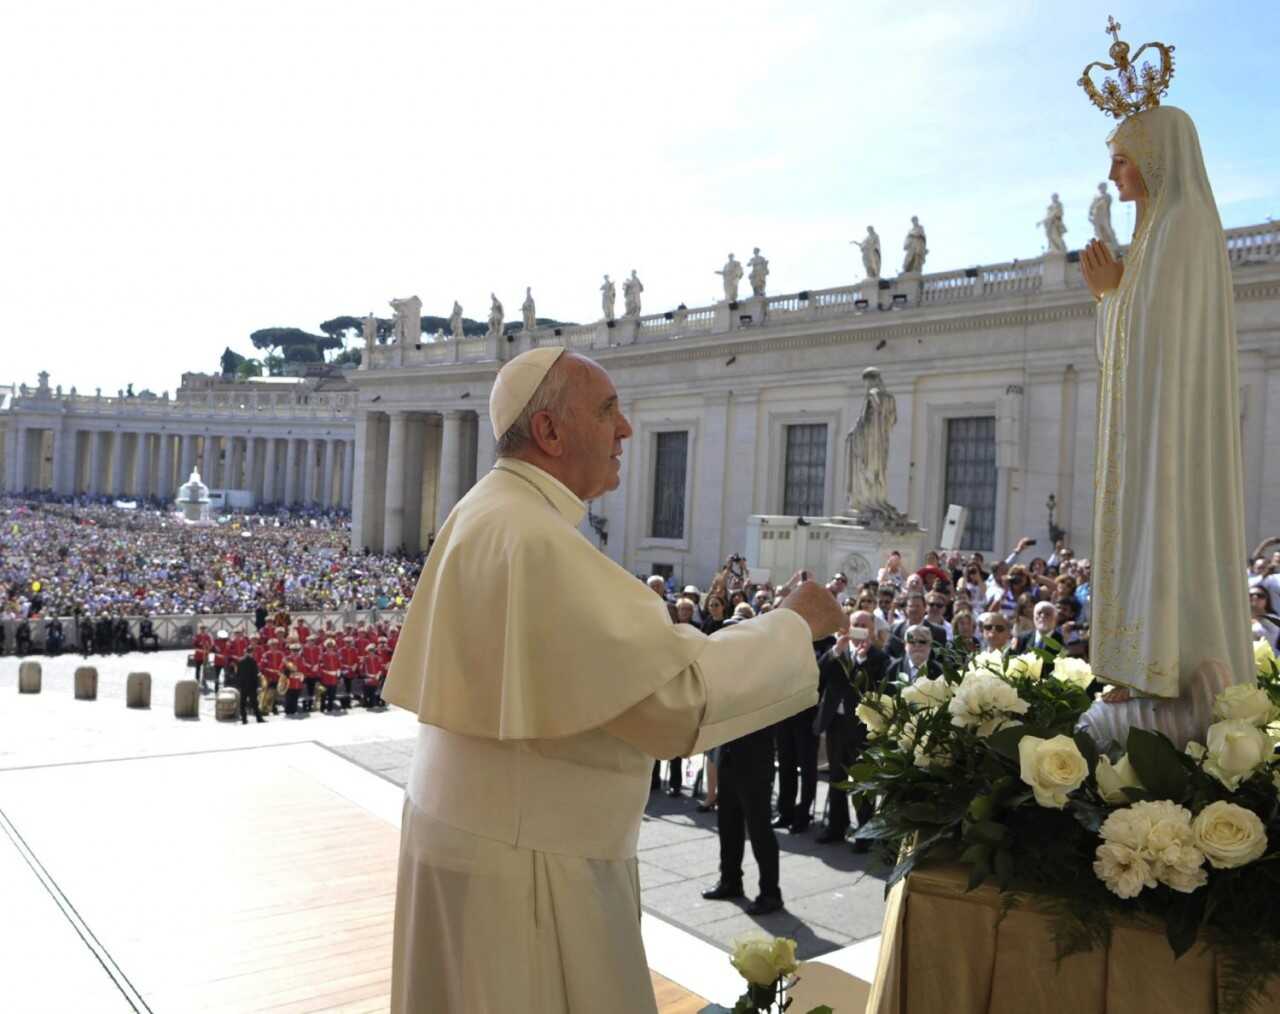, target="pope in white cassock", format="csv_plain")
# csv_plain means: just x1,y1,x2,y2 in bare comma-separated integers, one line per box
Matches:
382,346,846,1013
